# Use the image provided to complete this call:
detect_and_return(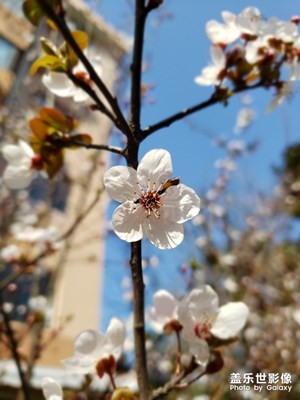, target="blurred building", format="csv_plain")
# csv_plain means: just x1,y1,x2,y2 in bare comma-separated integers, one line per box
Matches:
0,0,128,390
